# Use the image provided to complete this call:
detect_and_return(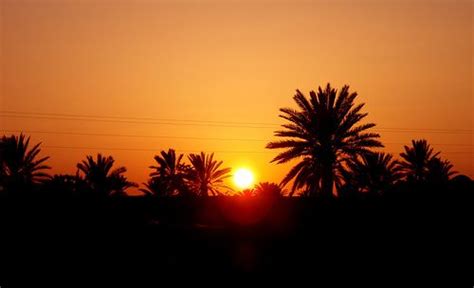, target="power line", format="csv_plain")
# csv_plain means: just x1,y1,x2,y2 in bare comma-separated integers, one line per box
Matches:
0,114,275,129
1,111,472,134
0,110,280,126
43,145,275,154
0,130,266,142
386,143,473,147
41,145,473,155
2,129,473,147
